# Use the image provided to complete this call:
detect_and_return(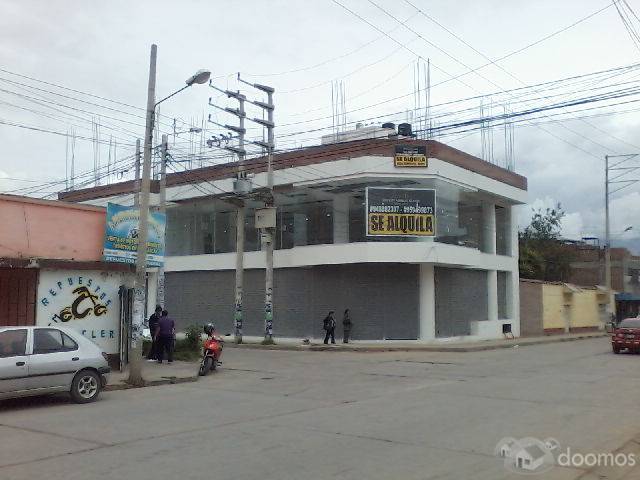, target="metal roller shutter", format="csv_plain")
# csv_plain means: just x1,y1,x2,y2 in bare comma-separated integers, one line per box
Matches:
166,263,419,340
